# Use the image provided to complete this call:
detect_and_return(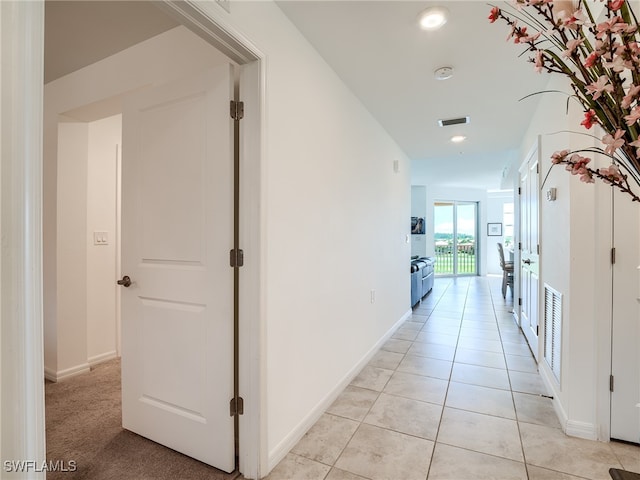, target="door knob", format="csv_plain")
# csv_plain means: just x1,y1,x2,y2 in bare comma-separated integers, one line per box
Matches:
117,275,132,287
523,259,532,265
